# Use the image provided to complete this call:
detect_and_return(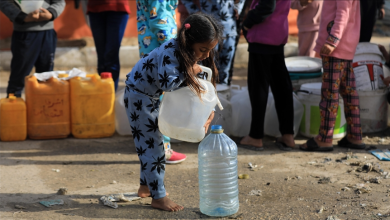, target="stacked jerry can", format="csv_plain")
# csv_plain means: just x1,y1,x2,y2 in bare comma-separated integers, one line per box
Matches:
0,94,27,141
25,75,71,139
70,73,115,138
1,72,115,141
